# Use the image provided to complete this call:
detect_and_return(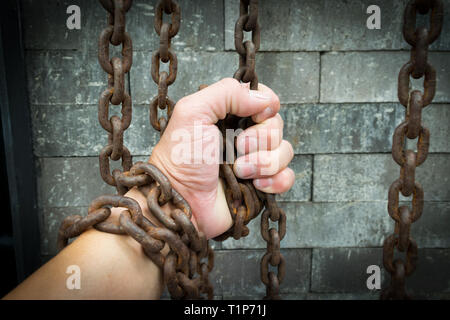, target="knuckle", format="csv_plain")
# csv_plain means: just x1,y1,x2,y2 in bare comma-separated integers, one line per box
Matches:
272,93,280,109
275,113,284,129
173,96,190,116
257,151,276,176
218,77,240,89
285,167,295,184
175,95,191,109
276,168,295,192
284,140,294,160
